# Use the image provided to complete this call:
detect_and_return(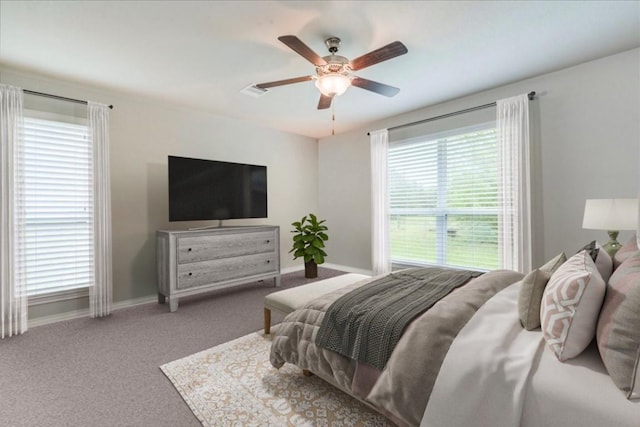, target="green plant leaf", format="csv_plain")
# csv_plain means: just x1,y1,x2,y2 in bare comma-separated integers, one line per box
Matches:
290,213,328,263
315,254,325,264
